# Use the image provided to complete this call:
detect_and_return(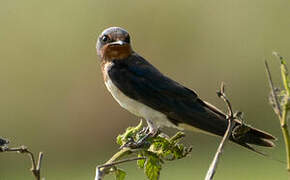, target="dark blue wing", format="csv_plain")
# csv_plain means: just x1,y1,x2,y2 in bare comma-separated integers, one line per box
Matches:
108,53,229,136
